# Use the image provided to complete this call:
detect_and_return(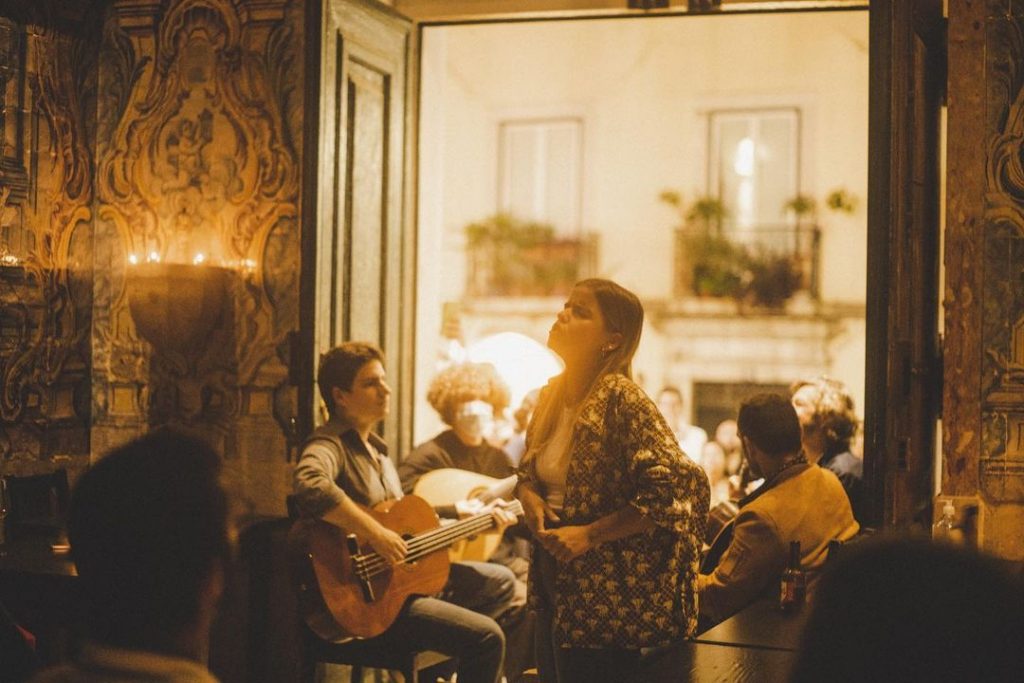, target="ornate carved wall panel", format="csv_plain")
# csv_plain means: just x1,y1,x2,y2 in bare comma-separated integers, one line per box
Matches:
980,6,1024,556
92,0,304,514
948,0,1024,559
0,7,97,476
